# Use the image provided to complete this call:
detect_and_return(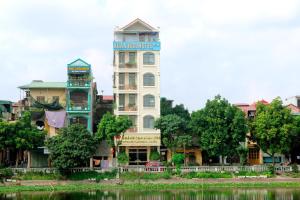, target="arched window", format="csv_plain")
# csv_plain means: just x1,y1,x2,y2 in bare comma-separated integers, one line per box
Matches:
143,52,155,65
143,115,155,129
143,73,155,86
143,94,155,107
